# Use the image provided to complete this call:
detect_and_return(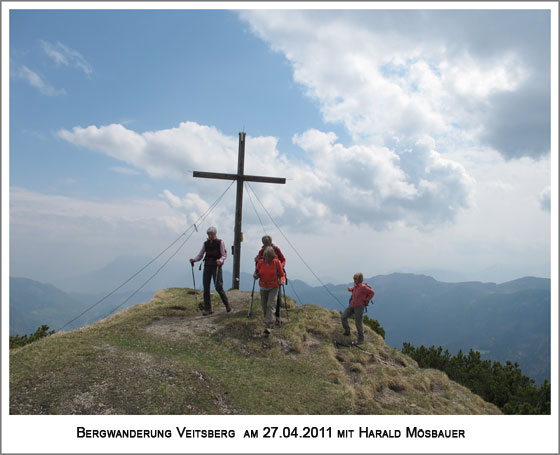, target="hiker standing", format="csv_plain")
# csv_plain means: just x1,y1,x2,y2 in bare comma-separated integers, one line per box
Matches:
255,235,286,326
190,227,232,316
253,246,285,336
341,273,374,345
